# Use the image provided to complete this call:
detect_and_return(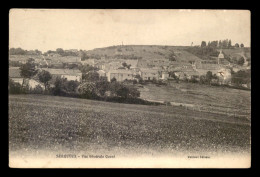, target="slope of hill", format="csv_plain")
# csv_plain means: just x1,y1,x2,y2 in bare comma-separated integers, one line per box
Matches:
86,45,203,62
222,48,251,59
